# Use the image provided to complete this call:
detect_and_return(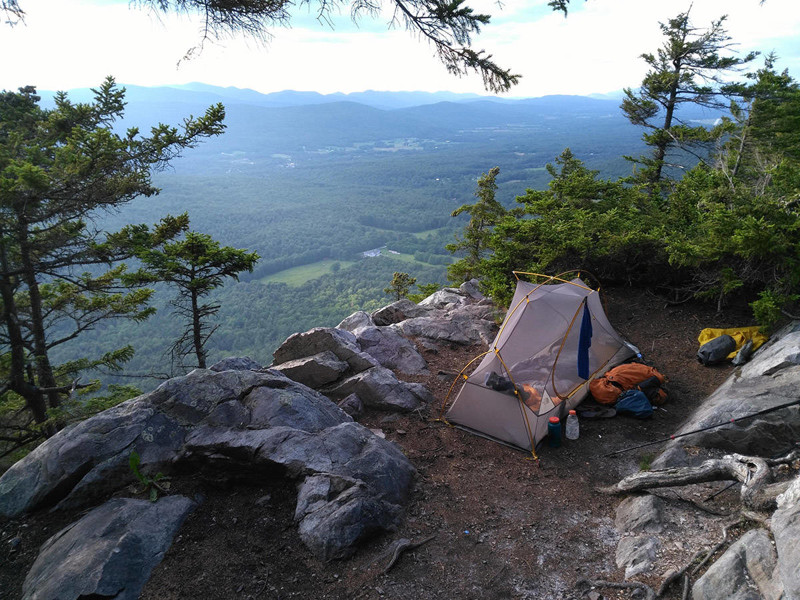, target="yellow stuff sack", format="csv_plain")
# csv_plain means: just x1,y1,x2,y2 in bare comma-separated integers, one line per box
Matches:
697,327,768,360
